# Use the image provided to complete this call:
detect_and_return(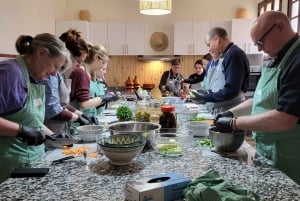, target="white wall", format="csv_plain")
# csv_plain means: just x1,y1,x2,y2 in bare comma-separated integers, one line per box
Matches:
0,0,260,54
